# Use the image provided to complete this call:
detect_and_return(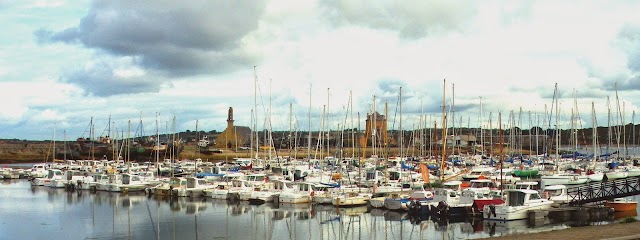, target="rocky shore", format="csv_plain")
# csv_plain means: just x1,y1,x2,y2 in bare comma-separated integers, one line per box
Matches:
0,139,491,164
0,140,52,163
